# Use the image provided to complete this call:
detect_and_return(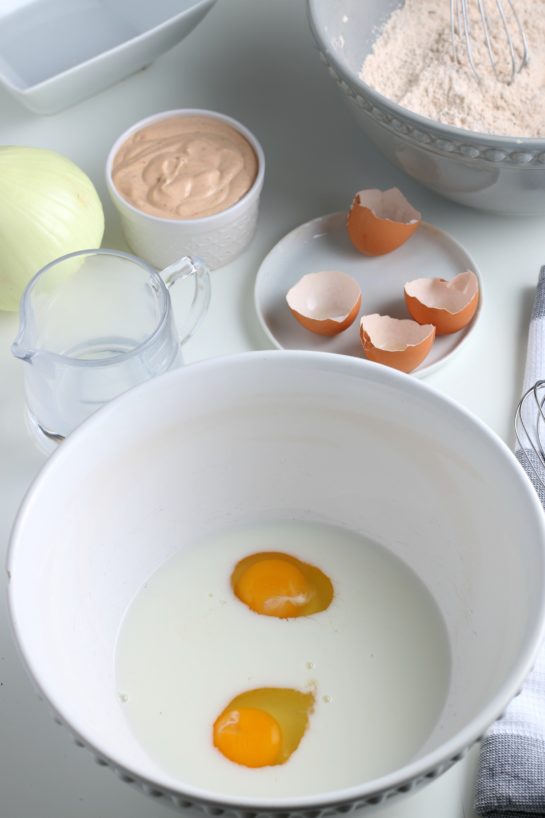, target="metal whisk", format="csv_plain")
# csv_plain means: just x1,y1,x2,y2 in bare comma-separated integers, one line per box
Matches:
515,381,545,490
450,0,529,84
